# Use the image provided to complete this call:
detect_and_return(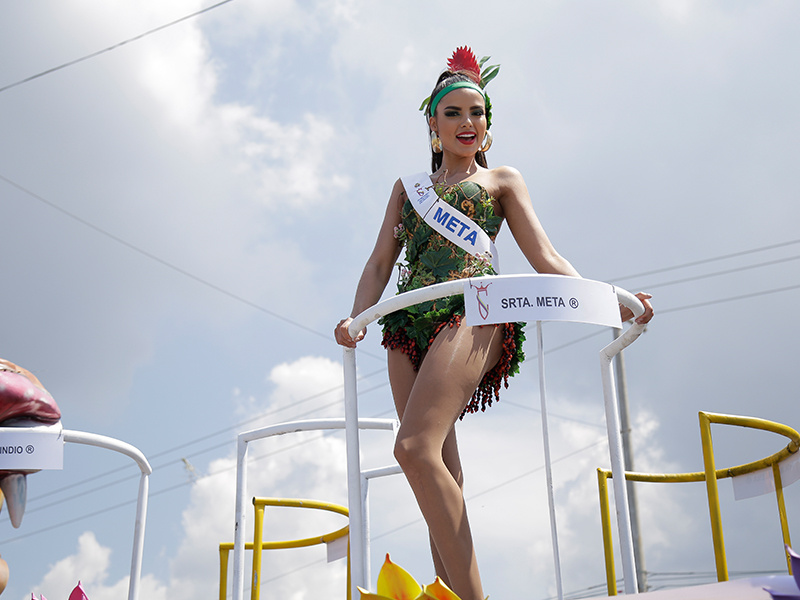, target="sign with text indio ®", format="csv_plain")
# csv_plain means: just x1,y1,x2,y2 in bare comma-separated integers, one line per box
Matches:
0,423,64,470
464,275,622,329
